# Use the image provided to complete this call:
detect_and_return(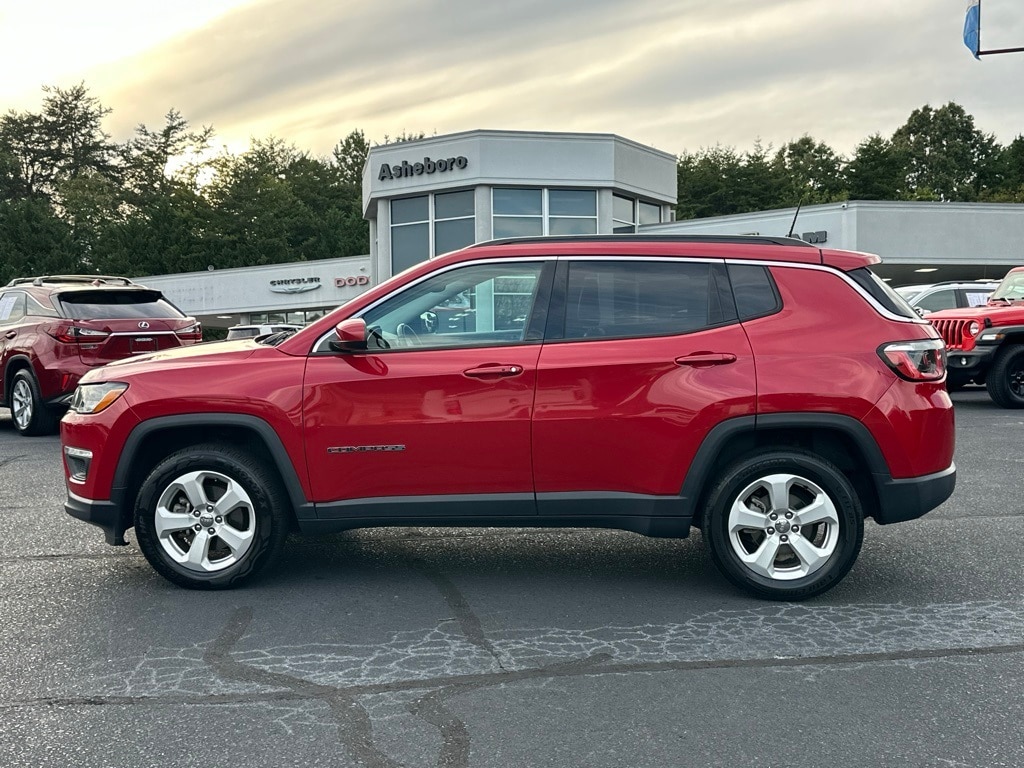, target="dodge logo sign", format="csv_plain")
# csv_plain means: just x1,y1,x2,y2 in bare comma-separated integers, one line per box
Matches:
138,321,150,329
